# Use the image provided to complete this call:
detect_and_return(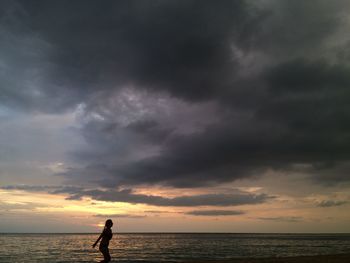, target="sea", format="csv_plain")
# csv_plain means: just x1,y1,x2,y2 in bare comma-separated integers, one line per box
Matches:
0,233,350,262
